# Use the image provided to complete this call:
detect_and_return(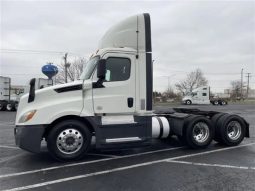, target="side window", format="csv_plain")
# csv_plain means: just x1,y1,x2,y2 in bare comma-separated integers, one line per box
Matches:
193,92,197,96
105,57,131,82
202,93,207,96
